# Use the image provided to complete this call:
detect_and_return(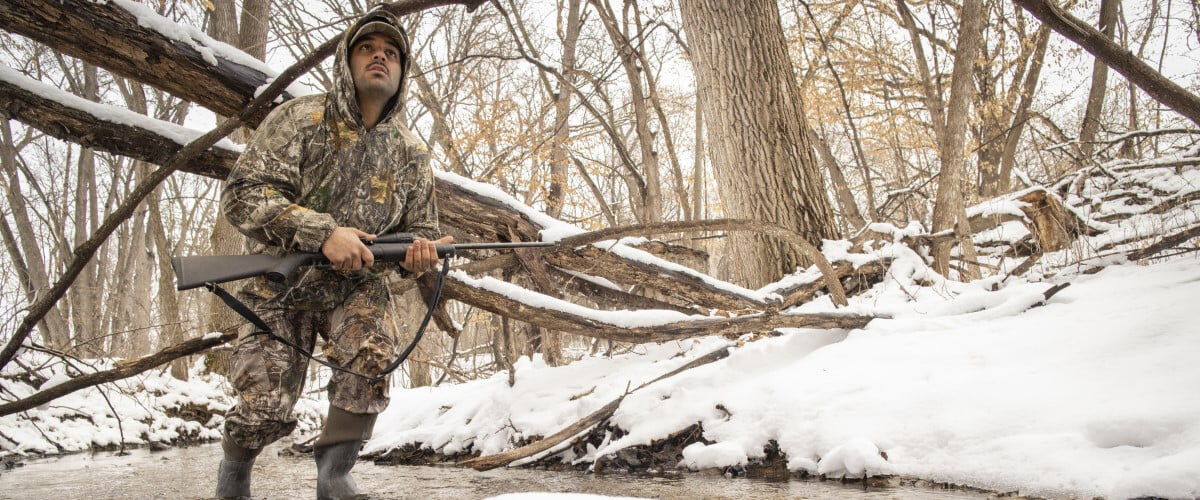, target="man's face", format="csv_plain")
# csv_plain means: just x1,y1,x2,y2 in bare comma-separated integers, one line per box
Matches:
349,32,403,102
